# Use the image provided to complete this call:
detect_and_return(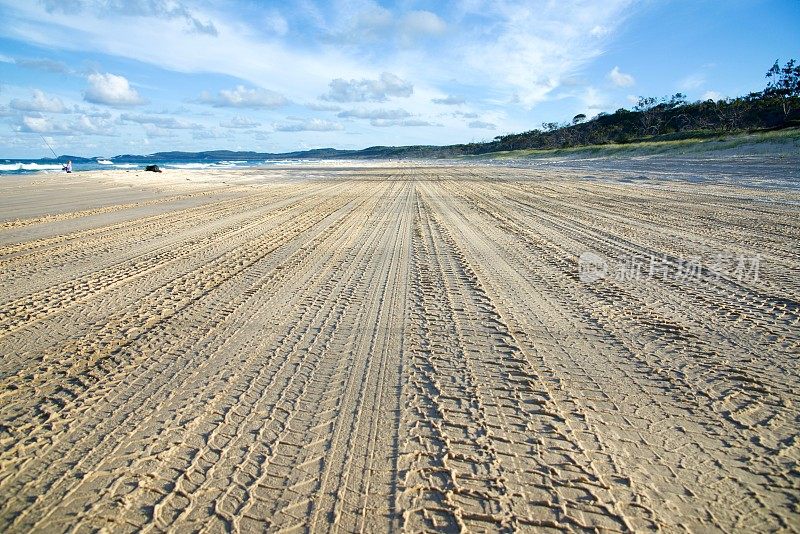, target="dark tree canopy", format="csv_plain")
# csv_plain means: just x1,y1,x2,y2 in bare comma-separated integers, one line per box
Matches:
765,59,800,118
766,59,800,97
